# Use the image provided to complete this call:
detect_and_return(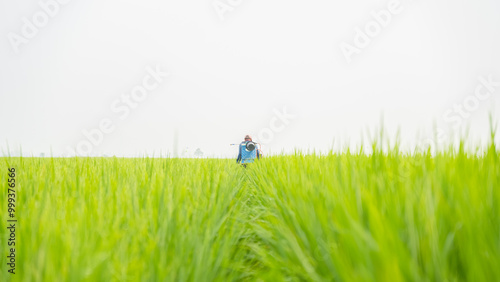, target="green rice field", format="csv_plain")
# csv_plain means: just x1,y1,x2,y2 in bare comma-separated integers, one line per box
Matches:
1,138,499,281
